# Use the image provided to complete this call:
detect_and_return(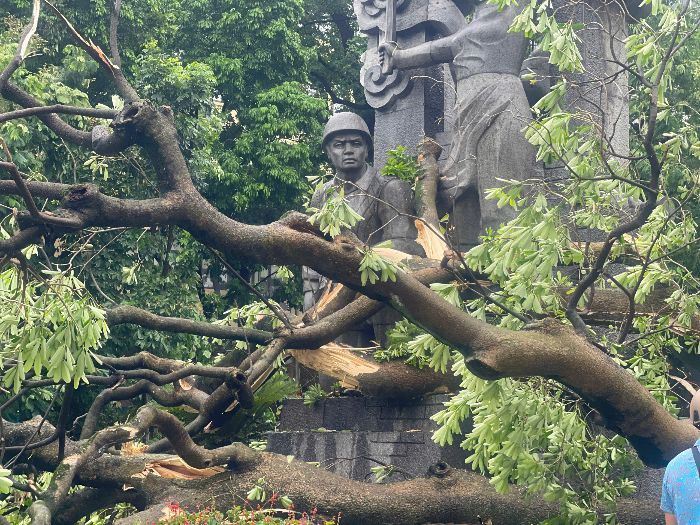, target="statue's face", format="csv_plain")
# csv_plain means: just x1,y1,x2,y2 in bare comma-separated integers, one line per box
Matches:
325,132,369,174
